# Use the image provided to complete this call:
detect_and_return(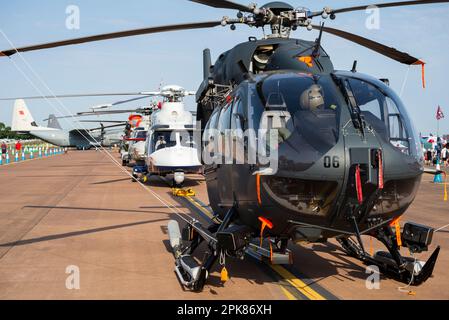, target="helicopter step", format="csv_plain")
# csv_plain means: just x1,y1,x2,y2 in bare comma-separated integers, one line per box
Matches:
245,242,292,265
